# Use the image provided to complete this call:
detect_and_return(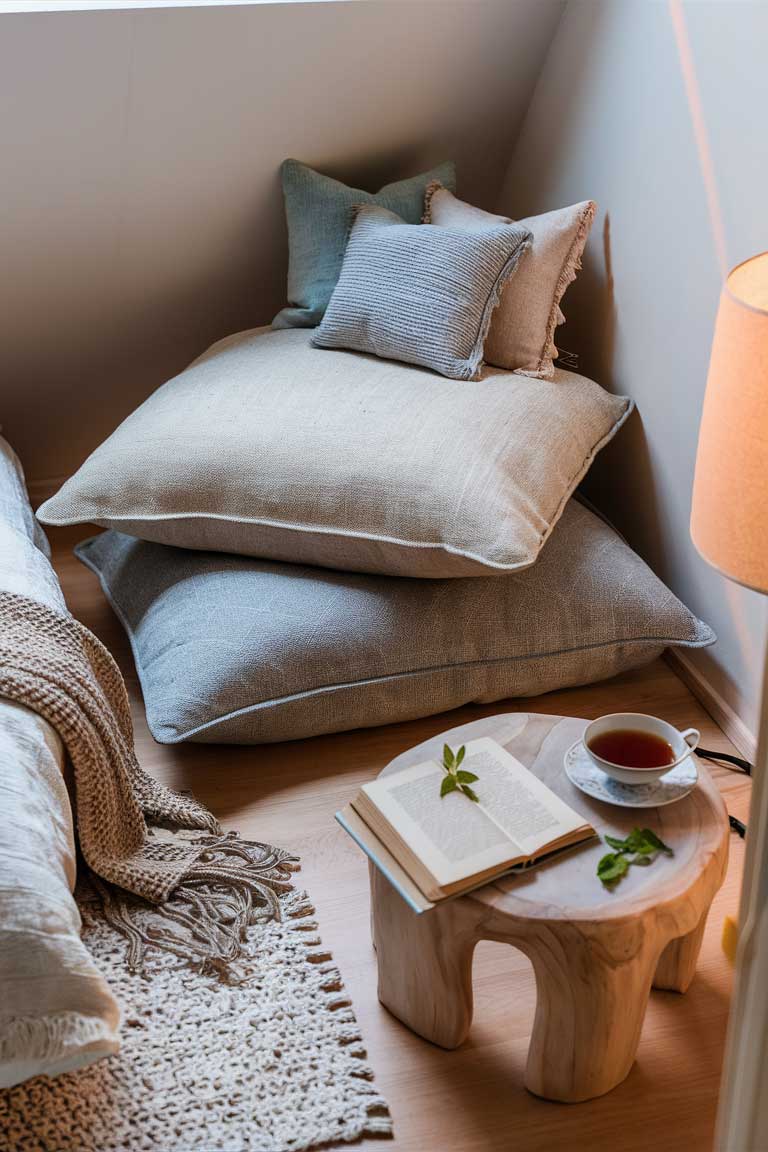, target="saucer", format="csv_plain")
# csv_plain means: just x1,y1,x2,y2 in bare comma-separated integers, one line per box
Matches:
564,740,698,808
